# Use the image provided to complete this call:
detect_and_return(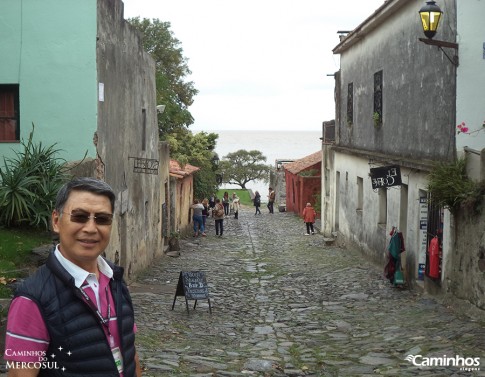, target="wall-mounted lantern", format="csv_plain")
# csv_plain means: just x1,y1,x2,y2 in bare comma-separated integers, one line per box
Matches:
419,0,442,39
211,154,220,167
418,1,458,66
